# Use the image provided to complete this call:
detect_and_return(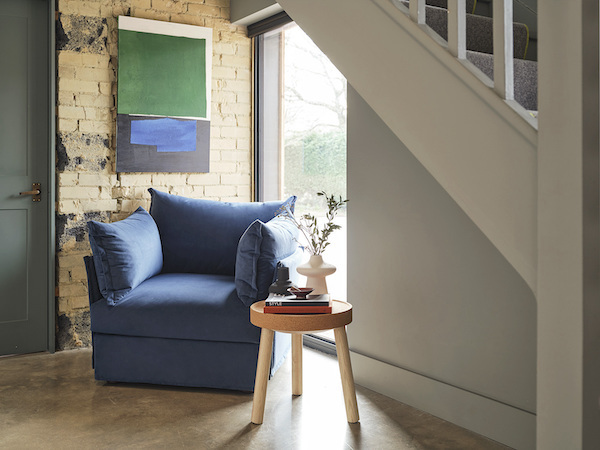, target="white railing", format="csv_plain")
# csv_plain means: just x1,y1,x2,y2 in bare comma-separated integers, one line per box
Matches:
493,0,514,100
396,0,516,104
